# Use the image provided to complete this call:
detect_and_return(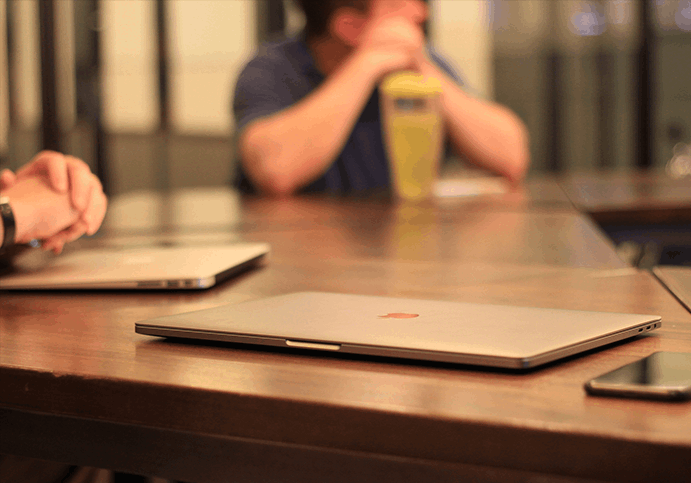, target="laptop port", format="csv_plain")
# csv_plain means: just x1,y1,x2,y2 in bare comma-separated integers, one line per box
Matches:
138,281,163,288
